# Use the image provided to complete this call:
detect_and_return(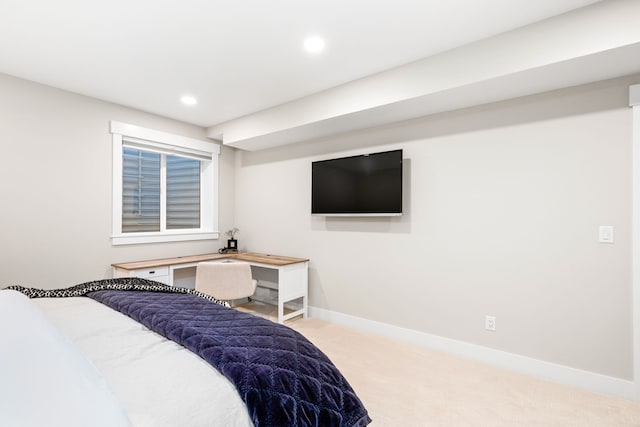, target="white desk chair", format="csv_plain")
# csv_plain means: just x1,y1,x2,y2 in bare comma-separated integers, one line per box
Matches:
195,261,257,303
